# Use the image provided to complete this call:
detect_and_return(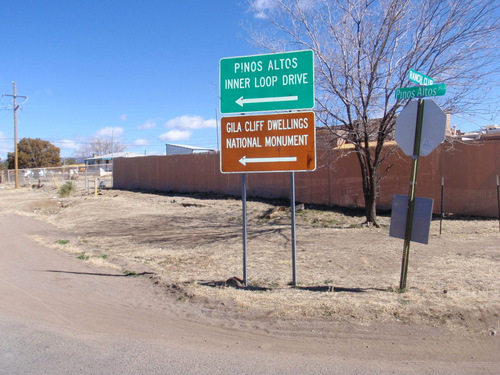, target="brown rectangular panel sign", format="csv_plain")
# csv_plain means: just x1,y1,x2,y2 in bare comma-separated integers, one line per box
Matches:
220,111,316,173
